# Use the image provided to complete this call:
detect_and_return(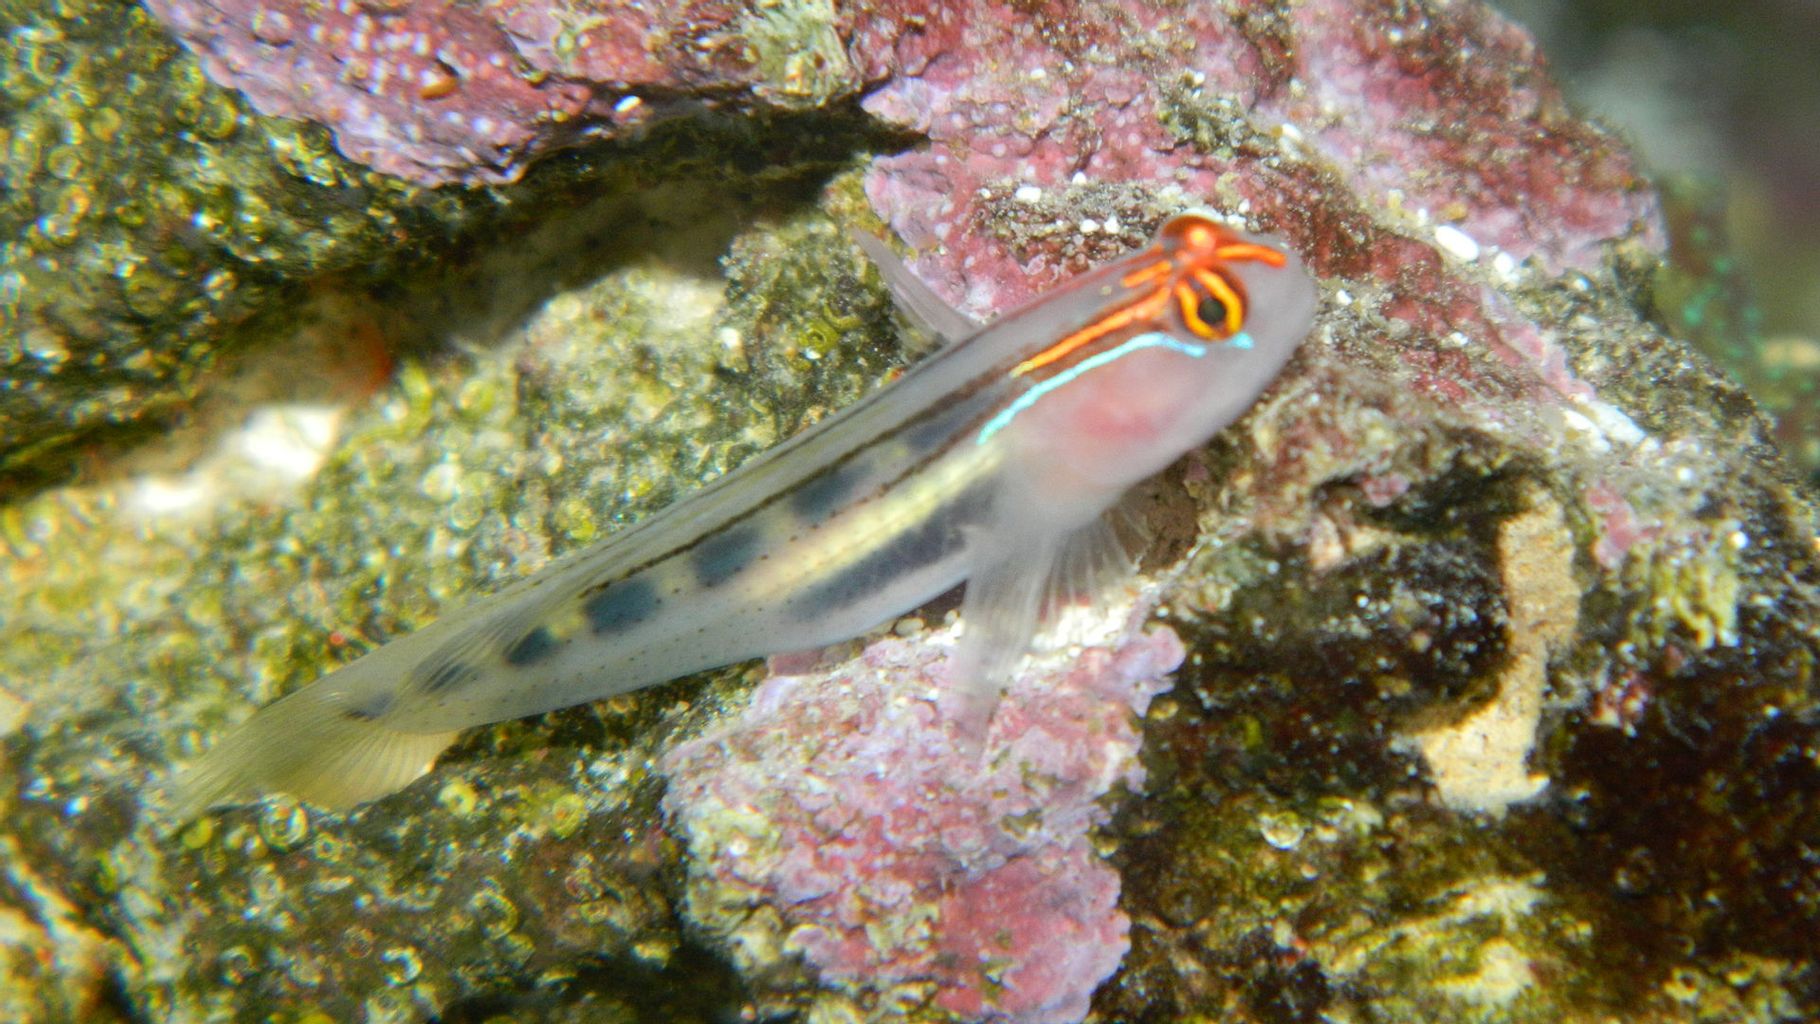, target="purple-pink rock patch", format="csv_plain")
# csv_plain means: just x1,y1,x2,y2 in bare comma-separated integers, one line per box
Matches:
662,620,1183,1023
144,0,762,185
